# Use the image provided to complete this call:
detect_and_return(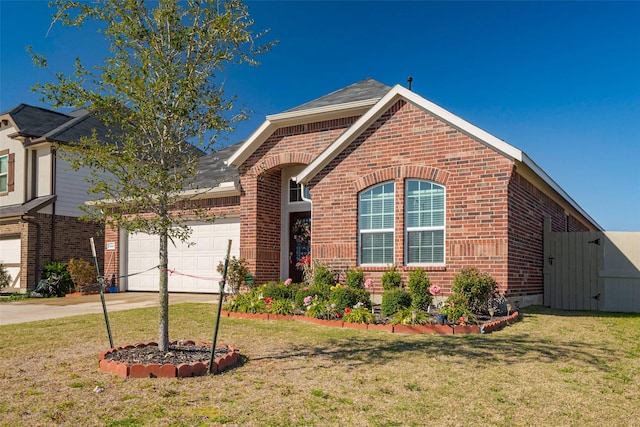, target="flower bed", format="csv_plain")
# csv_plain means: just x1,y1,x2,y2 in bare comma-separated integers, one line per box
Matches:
222,310,520,335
